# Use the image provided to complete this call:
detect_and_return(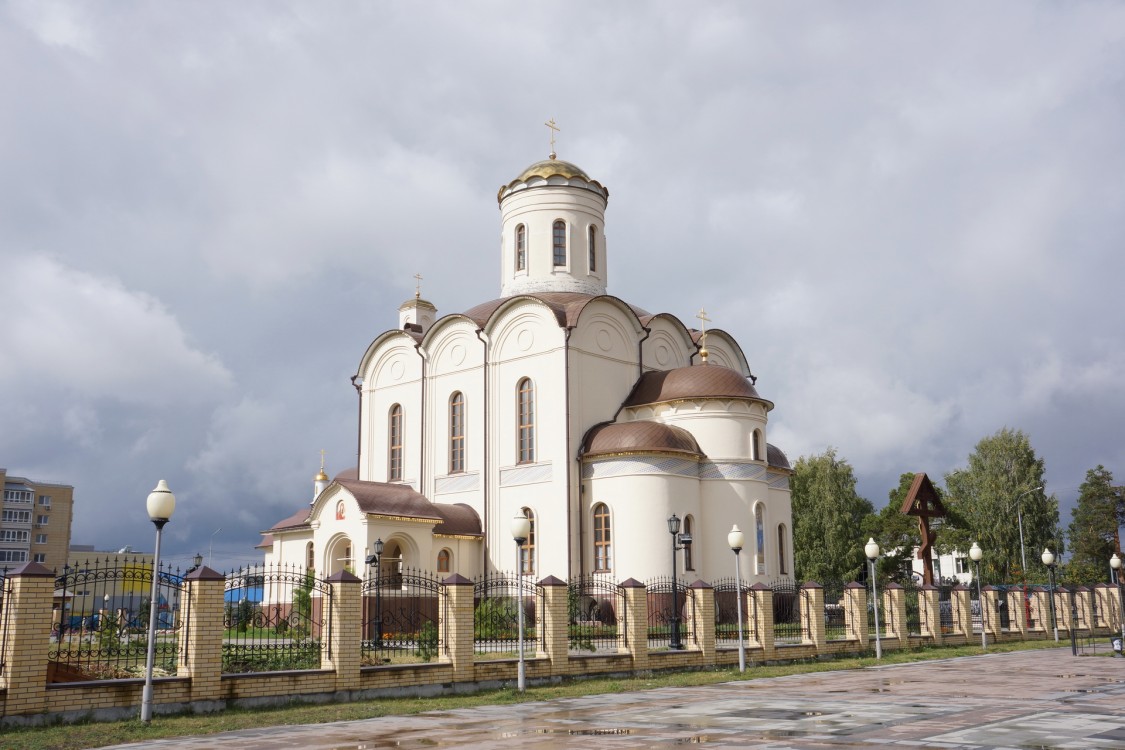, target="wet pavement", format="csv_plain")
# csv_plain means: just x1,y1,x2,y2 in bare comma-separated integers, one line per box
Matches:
104,648,1125,748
